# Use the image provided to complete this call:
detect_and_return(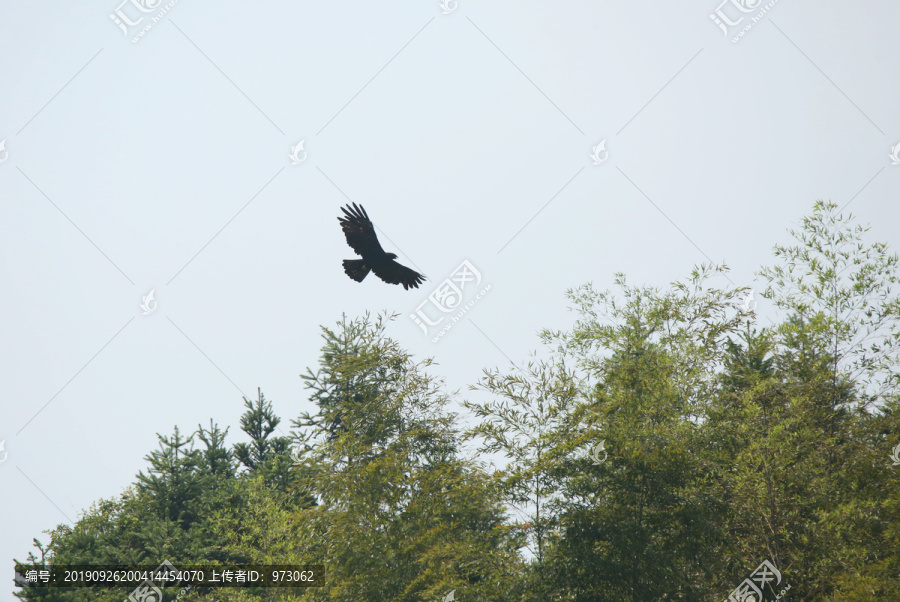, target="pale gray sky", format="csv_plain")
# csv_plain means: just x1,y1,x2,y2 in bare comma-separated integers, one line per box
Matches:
1,2,899,598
